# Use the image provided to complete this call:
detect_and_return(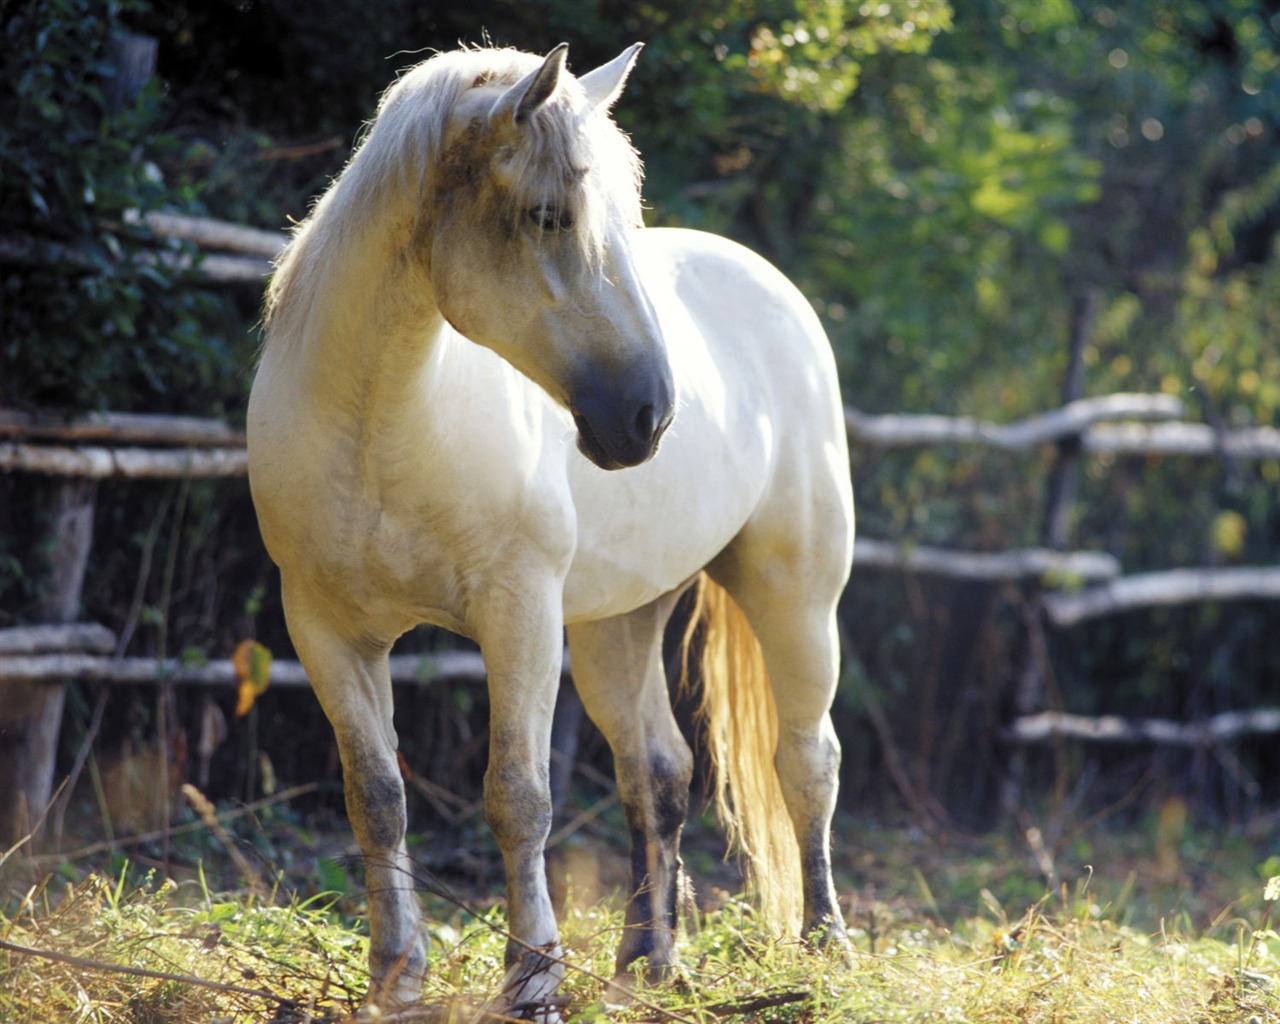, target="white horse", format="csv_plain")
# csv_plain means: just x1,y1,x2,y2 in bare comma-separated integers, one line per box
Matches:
247,43,854,1018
